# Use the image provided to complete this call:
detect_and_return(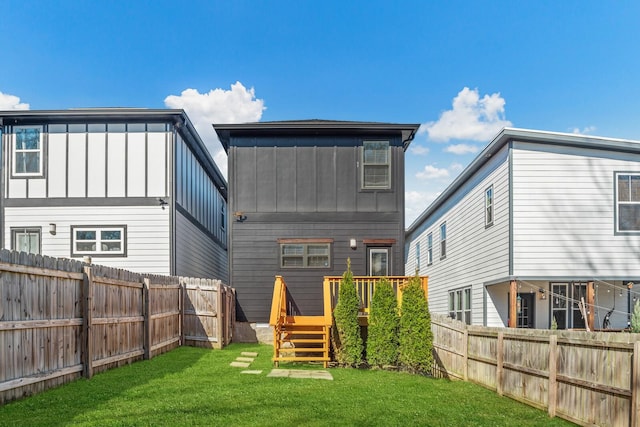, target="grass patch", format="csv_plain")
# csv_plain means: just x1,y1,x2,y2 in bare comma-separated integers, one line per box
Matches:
0,344,572,426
